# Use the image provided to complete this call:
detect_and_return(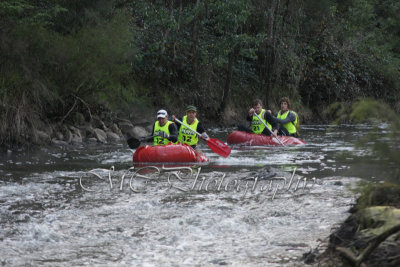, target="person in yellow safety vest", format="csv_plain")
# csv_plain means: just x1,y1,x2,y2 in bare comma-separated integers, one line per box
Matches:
240,99,278,136
151,109,178,145
274,97,299,137
172,105,209,149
